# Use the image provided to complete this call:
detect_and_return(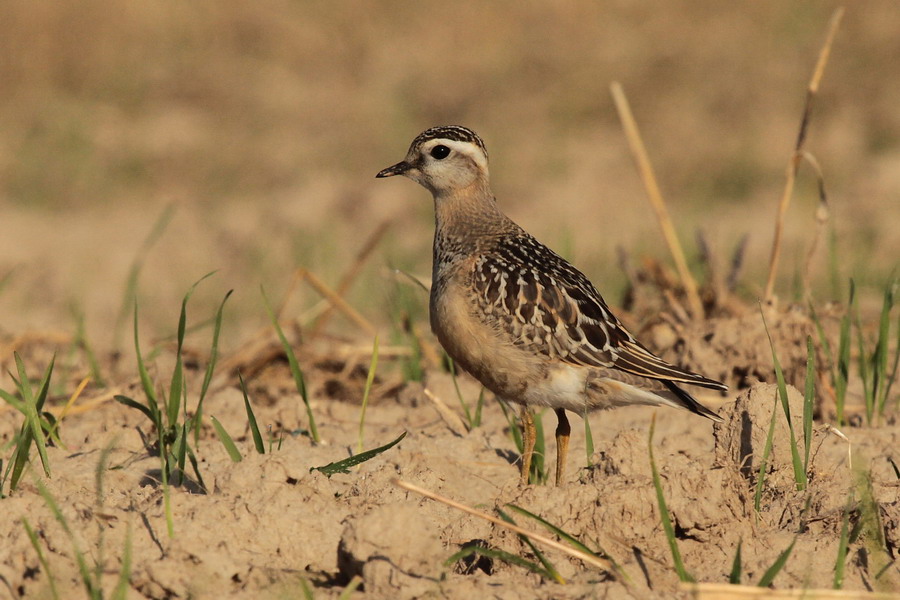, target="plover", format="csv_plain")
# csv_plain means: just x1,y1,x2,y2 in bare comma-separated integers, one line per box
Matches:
377,125,725,485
